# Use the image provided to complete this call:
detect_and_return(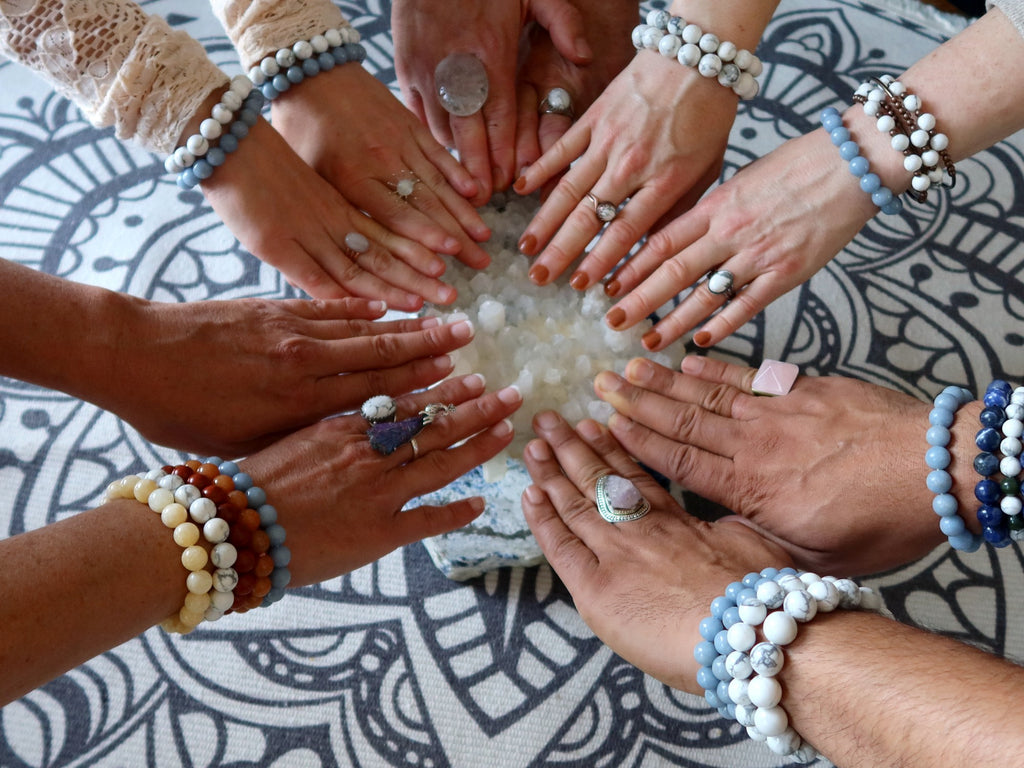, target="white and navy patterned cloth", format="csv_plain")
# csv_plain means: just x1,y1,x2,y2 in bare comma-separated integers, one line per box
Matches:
2,1,1023,766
